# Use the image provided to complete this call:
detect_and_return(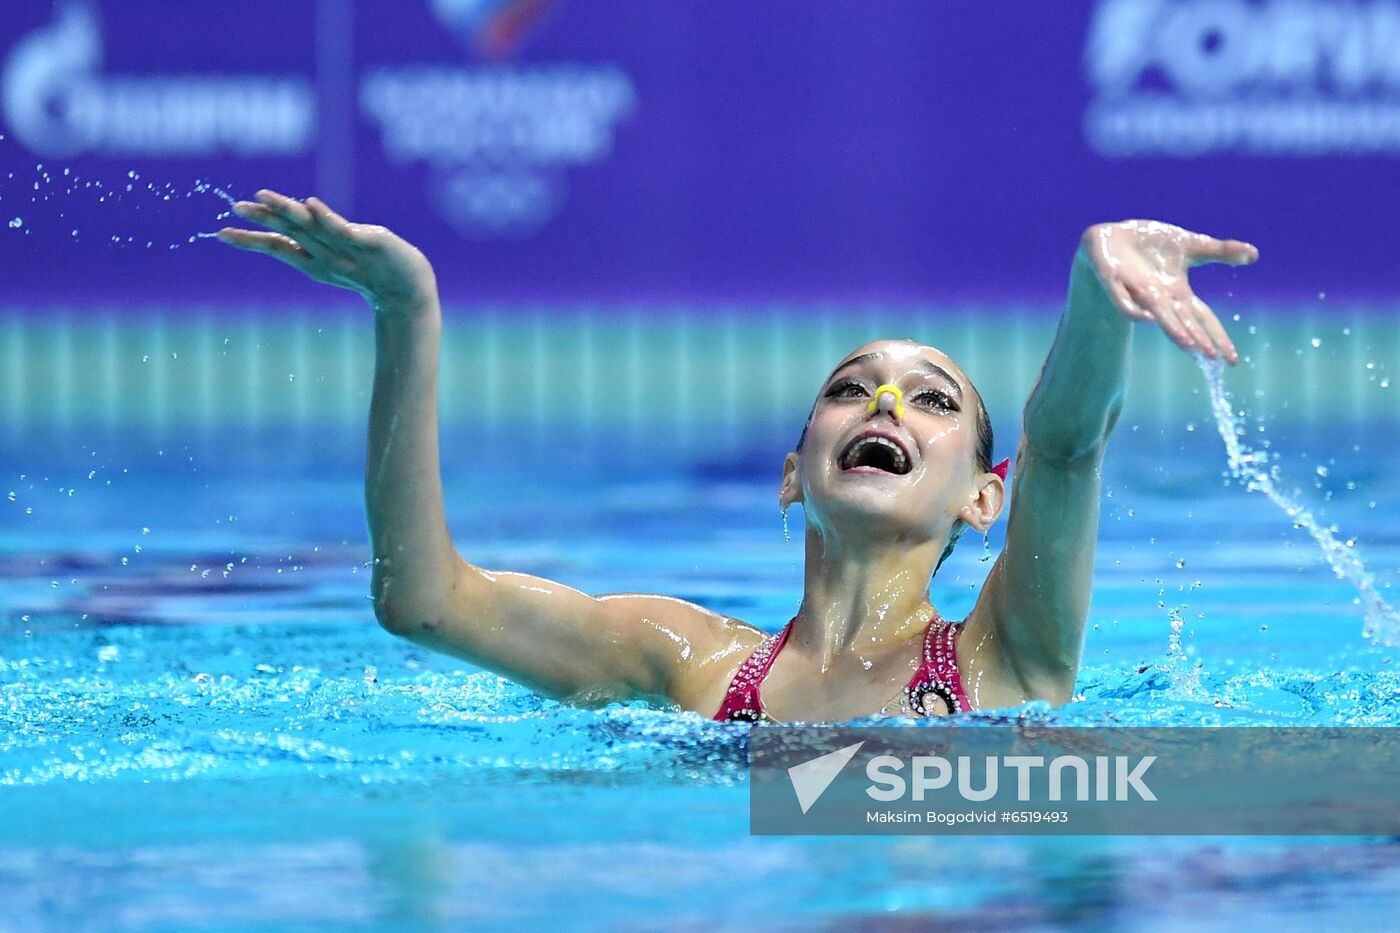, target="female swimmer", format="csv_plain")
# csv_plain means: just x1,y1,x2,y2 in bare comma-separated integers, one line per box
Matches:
220,193,1257,722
